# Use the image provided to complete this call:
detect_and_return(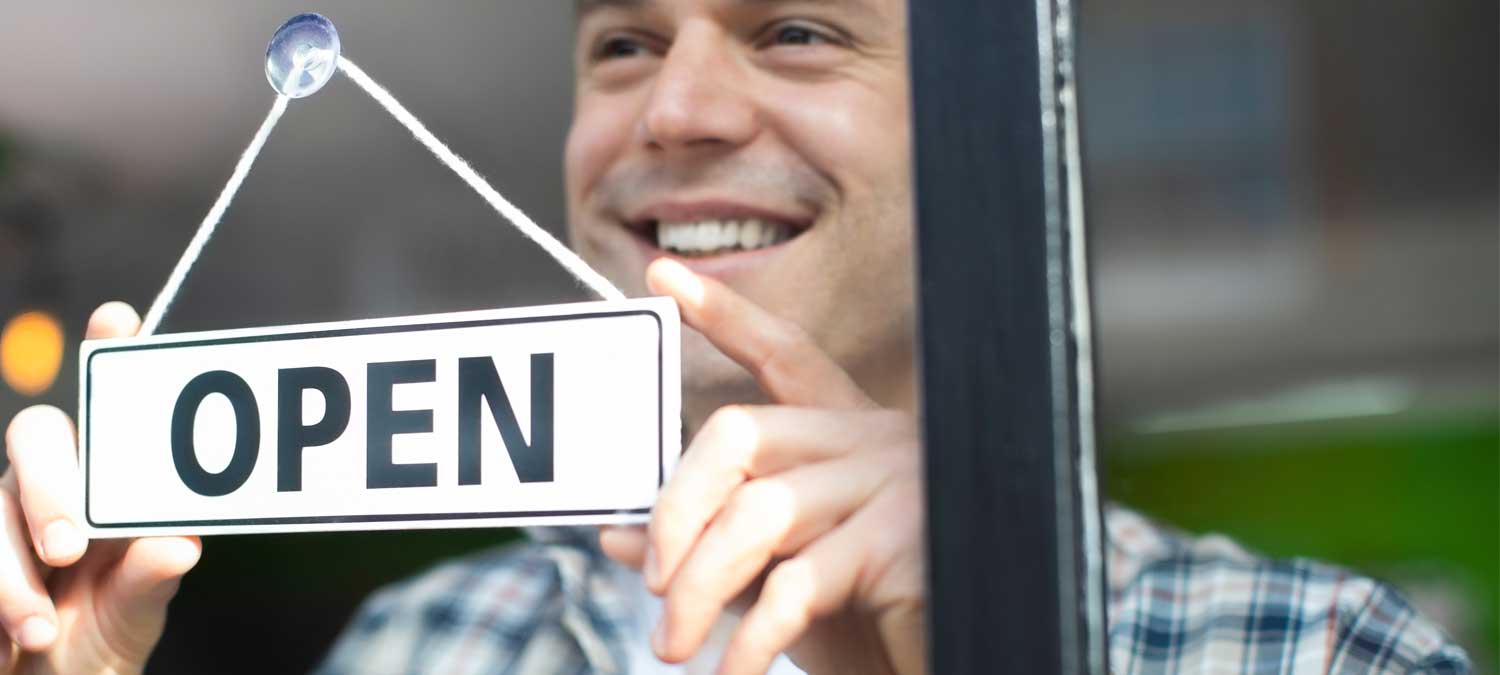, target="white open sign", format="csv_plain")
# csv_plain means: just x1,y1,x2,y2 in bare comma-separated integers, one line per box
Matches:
78,297,681,537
